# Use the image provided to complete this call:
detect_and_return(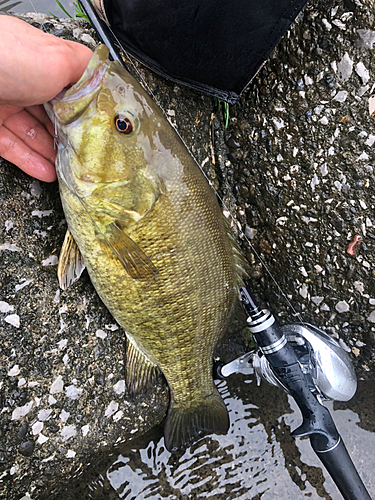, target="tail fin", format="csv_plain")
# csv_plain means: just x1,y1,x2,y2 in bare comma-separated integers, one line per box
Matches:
164,388,229,452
